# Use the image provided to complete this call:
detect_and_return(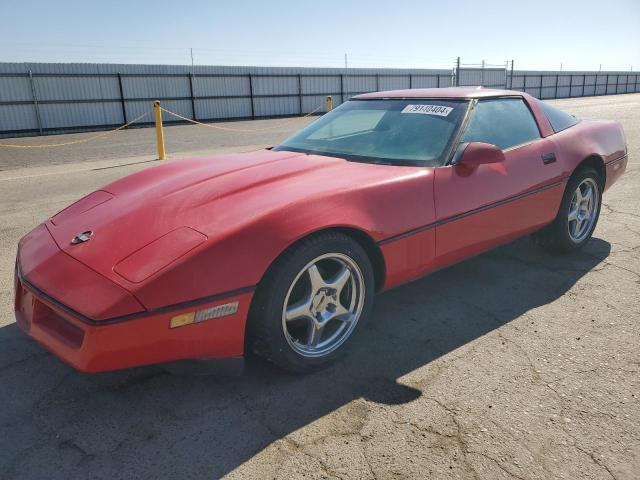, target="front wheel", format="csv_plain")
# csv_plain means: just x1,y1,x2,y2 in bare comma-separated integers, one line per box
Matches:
246,232,375,372
534,167,602,253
